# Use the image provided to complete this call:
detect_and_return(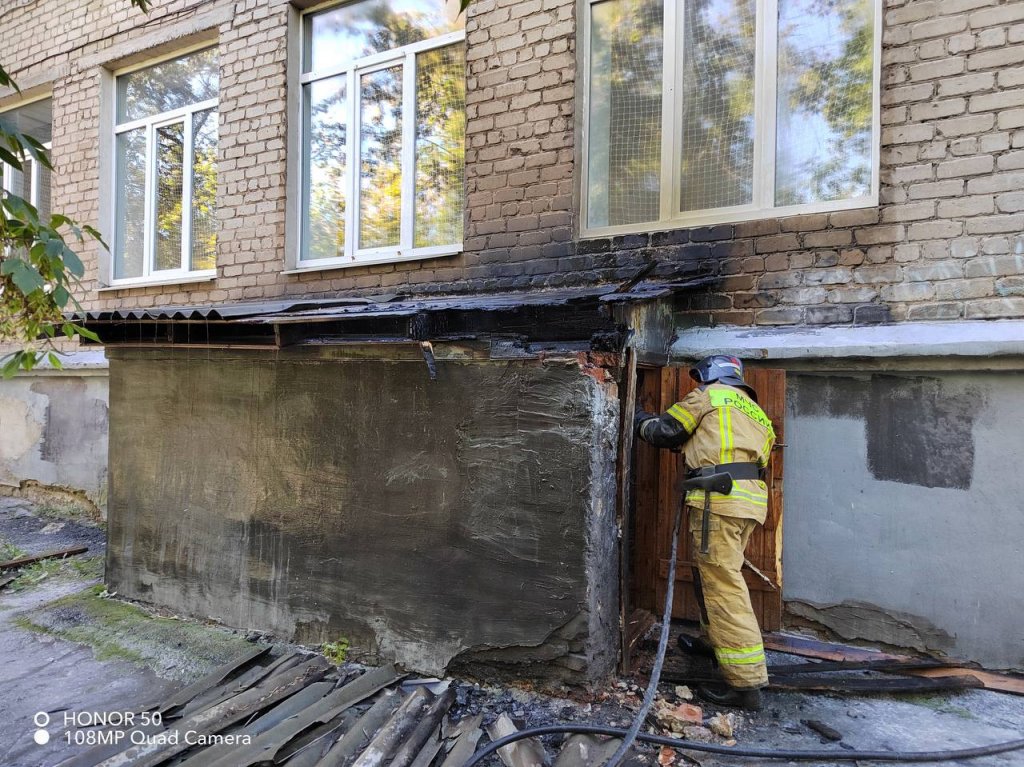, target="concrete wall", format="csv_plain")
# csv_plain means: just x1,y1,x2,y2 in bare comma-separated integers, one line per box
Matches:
783,370,1024,670
0,353,109,512
105,347,621,680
